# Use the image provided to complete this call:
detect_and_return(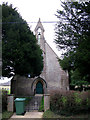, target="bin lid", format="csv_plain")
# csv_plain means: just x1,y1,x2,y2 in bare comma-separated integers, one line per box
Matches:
14,98,26,101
